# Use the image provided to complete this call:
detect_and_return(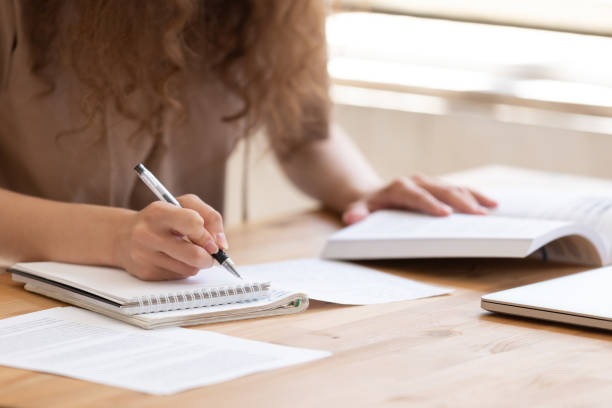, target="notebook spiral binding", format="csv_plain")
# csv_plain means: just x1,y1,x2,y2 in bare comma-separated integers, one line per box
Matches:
134,282,269,314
